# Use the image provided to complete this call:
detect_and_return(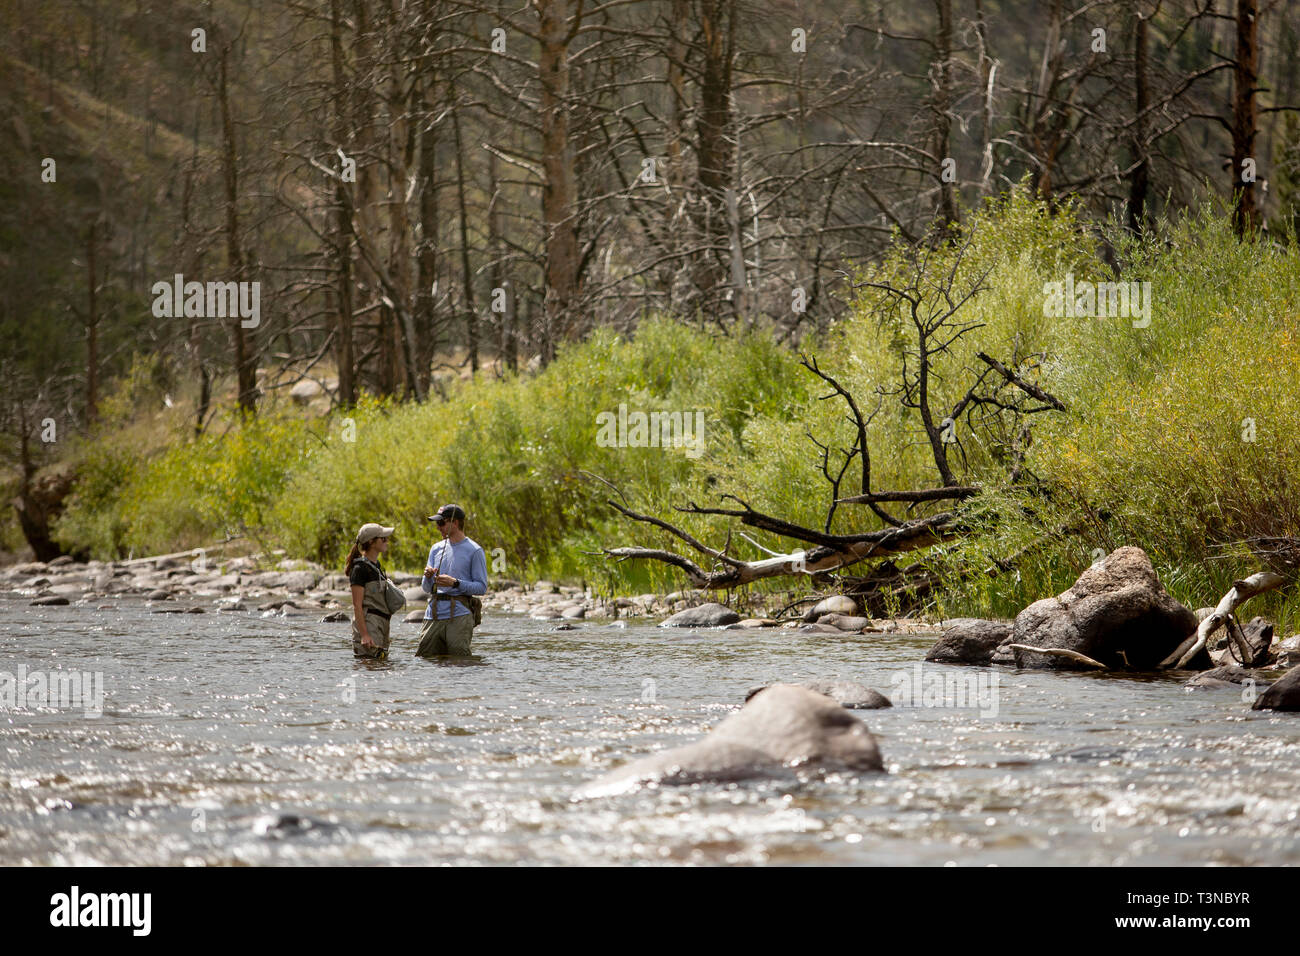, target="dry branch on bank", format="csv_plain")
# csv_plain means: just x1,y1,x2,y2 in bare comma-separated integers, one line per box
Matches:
1161,570,1289,669
598,230,1070,604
